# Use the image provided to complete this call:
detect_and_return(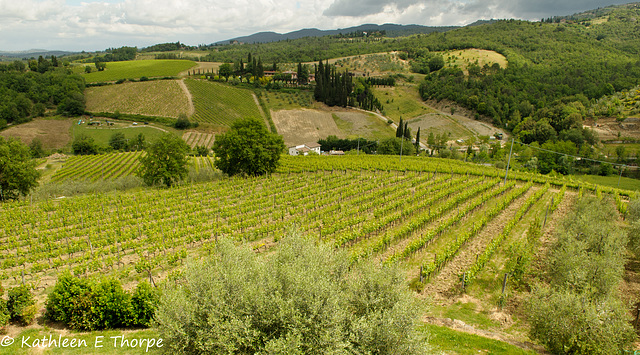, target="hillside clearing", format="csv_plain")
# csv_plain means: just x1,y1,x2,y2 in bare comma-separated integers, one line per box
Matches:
85,80,191,118
272,109,343,146
0,118,72,149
